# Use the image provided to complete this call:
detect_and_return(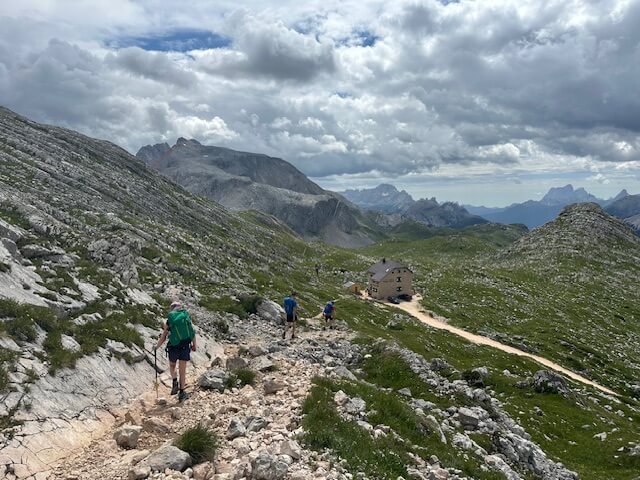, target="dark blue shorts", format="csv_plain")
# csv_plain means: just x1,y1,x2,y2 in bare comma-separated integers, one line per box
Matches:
167,339,191,362
286,313,296,323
